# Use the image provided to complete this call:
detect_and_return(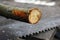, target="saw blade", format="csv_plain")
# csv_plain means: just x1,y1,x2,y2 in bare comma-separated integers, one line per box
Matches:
0,1,60,37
